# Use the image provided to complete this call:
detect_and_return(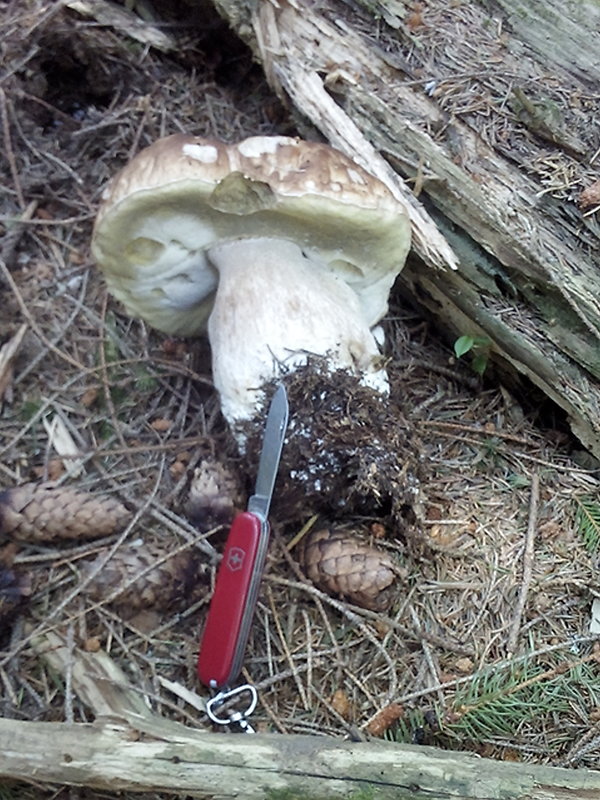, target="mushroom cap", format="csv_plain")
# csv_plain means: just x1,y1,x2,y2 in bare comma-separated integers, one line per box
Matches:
92,134,411,336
